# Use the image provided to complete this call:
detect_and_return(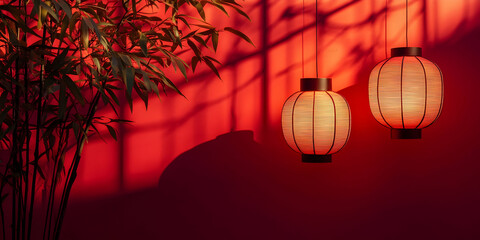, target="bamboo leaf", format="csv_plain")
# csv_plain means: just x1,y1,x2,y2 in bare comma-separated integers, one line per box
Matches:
139,32,148,57
193,1,206,20
39,1,59,22
225,3,251,21
151,82,160,99
105,87,120,106
203,56,221,64
193,35,208,48
93,57,101,71
133,82,148,109
57,0,72,19
106,125,117,141
187,39,202,58
64,76,85,105
224,27,255,46
176,15,190,28
161,75,185,98
208,2,229,16
212,30,219,51
81,19,89,49
69,11,81,35
173,58,188,81
203,57,221,79
191,56,200,72
125,66,135,96
51,47,69,71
